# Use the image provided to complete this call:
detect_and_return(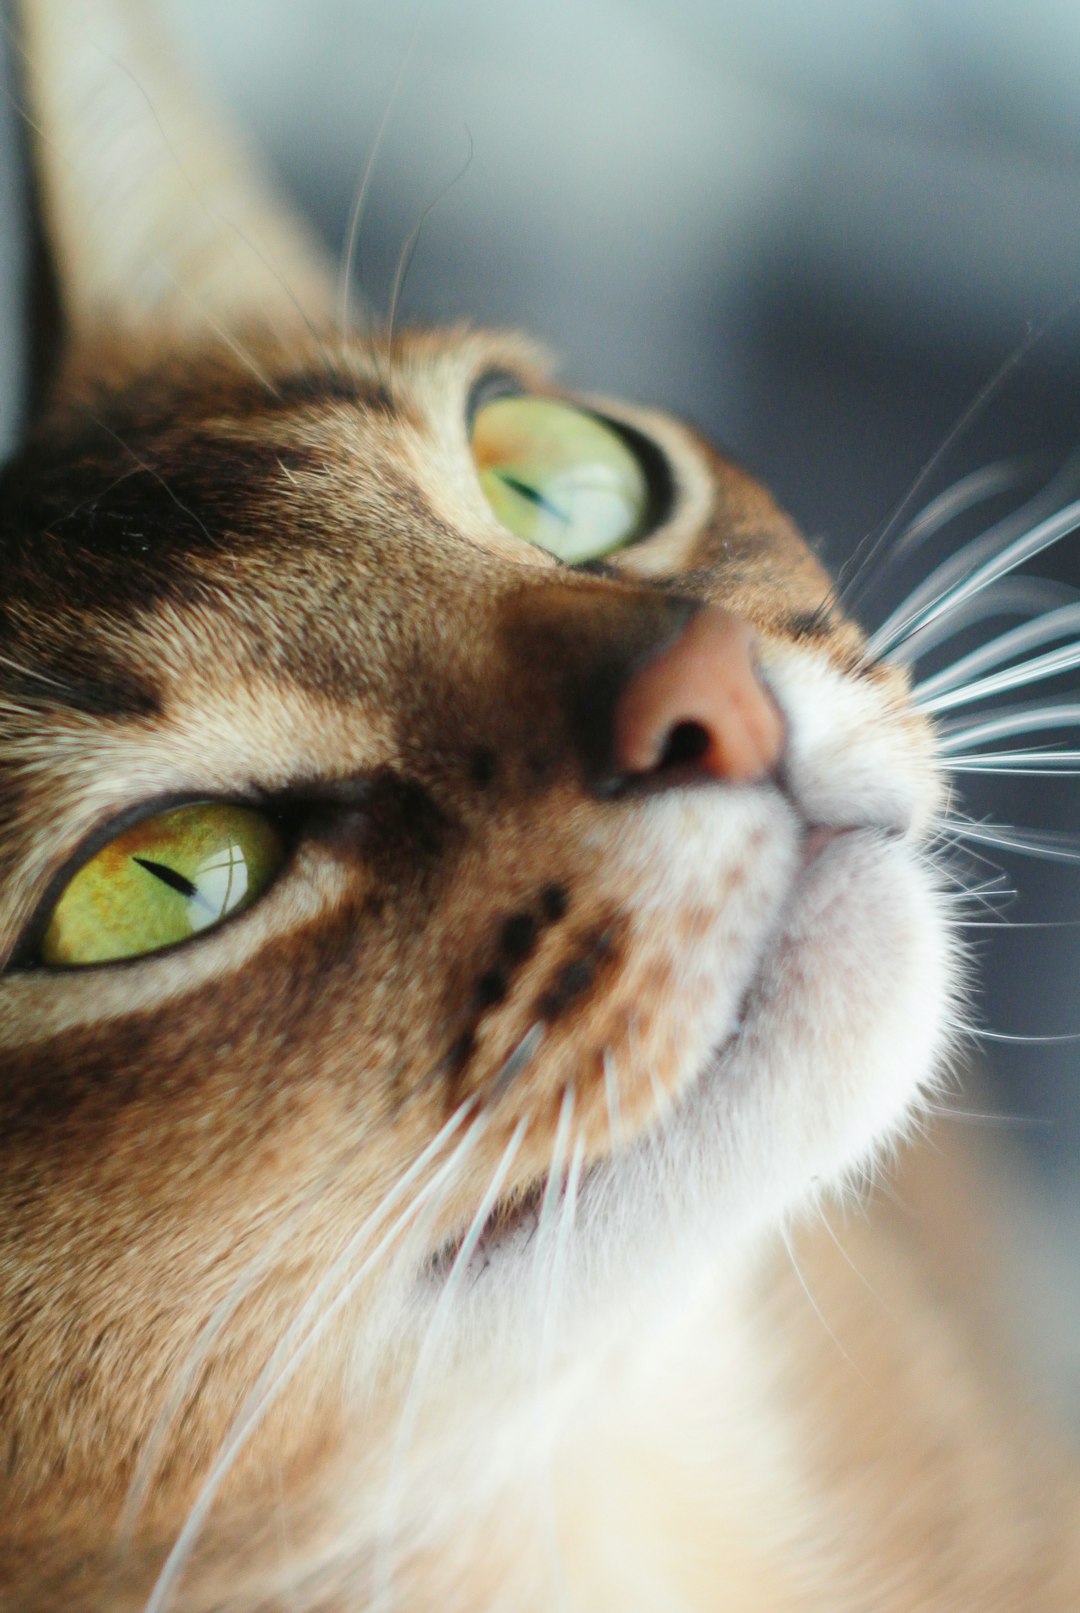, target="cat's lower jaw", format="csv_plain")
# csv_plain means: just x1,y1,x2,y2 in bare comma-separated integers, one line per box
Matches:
696,827,955,1227
362,834,957,1613
440,825,955,1307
